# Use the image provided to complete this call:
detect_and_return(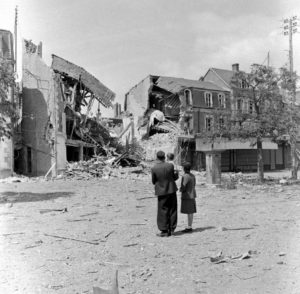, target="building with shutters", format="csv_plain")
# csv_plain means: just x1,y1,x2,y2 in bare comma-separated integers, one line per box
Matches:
202,63,289,172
